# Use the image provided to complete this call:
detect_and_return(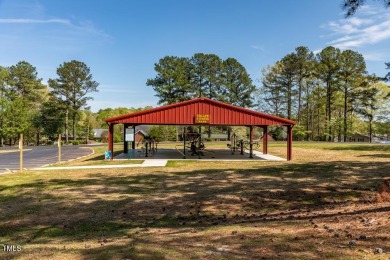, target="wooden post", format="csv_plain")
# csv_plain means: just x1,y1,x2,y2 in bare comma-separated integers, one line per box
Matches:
263,126,268,155
249,126,253,158
58,134,62,163
19,133,23,173
287,125,293,161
